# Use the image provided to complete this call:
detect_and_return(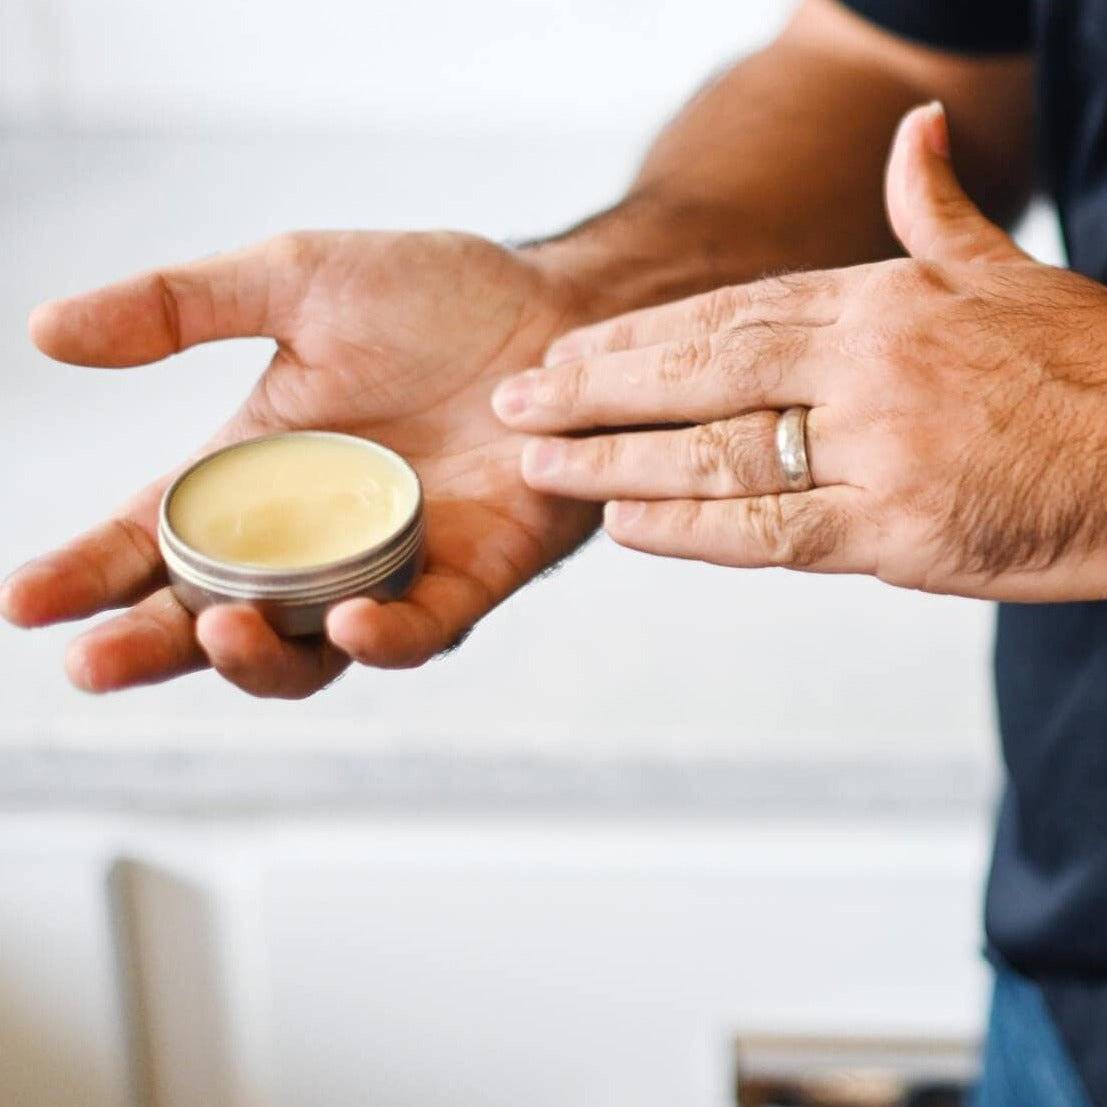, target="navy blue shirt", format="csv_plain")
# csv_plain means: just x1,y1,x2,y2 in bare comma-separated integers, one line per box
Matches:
839,1,1107,1101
